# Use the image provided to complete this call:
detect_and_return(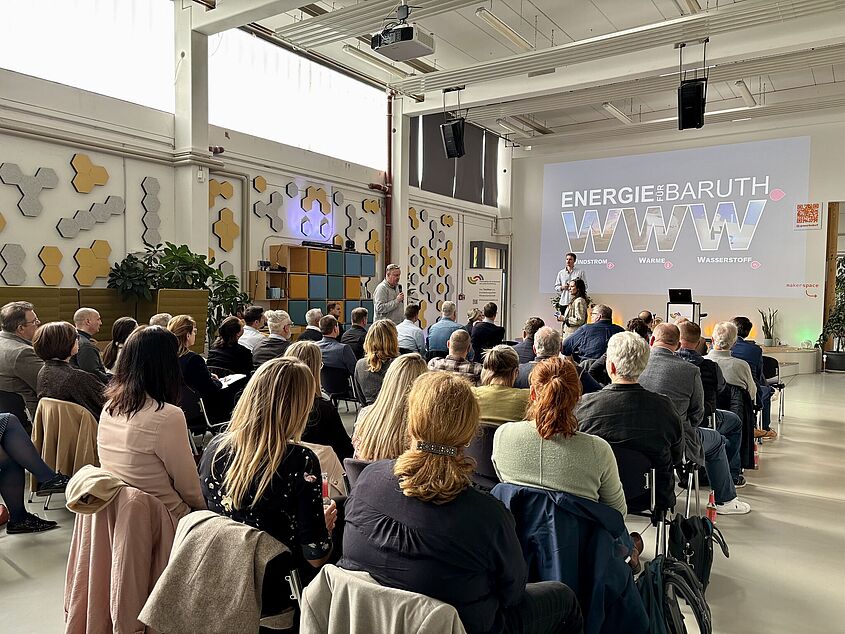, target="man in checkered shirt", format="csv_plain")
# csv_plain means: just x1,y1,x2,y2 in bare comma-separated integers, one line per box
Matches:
427,329,482,386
